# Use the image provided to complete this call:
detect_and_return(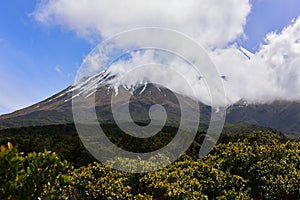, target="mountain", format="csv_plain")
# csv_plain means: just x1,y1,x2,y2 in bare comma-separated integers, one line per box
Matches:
0,71,208,129
0,70,299,138
226,100,300,137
